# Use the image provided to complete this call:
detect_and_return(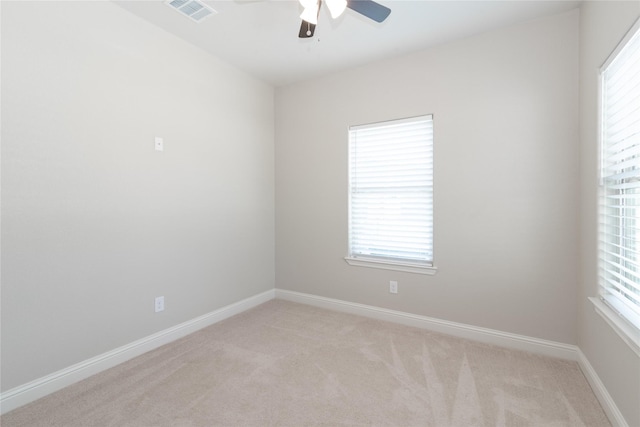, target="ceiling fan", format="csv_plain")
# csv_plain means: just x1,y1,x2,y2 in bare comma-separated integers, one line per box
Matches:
298,0,391,38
